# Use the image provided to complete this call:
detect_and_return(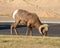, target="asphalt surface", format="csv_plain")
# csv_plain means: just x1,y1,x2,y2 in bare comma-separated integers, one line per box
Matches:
0,23,60,37
0,16,60,37
0,16,15,22
0,16,60,23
